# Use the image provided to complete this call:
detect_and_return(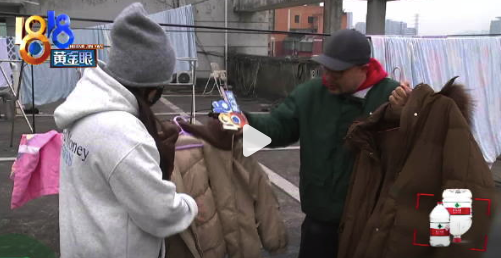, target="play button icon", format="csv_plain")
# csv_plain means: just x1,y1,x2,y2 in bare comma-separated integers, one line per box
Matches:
243,124,271,157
